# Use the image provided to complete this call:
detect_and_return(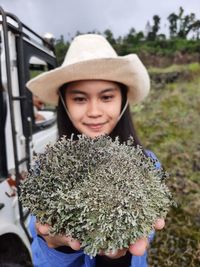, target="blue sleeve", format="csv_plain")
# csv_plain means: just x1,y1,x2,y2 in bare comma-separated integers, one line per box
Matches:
29,216,95,267
130,150,161,267
130,231,154,267
145,150,161,169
